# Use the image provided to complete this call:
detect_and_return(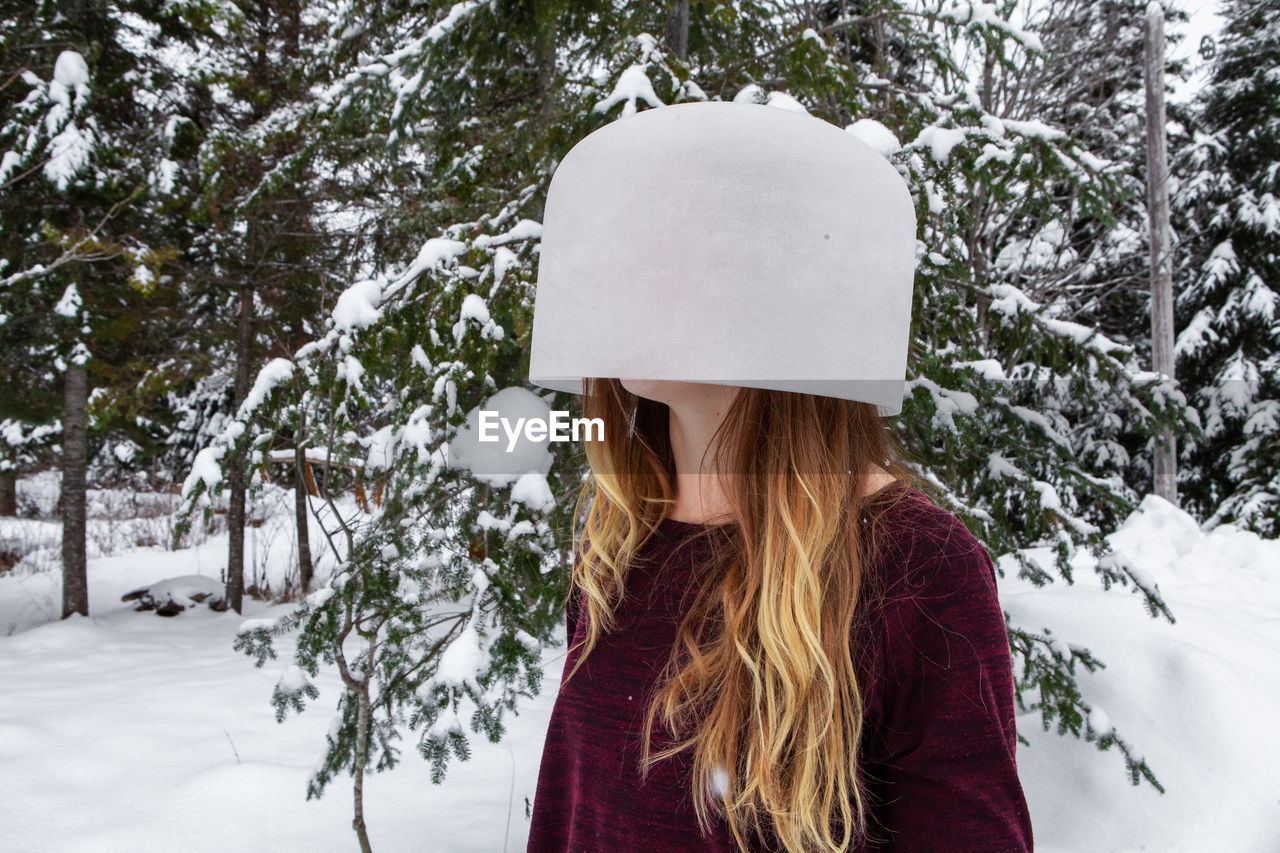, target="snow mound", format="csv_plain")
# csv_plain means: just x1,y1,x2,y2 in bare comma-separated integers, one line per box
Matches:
1000,496,1280,852
121,575,227,616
